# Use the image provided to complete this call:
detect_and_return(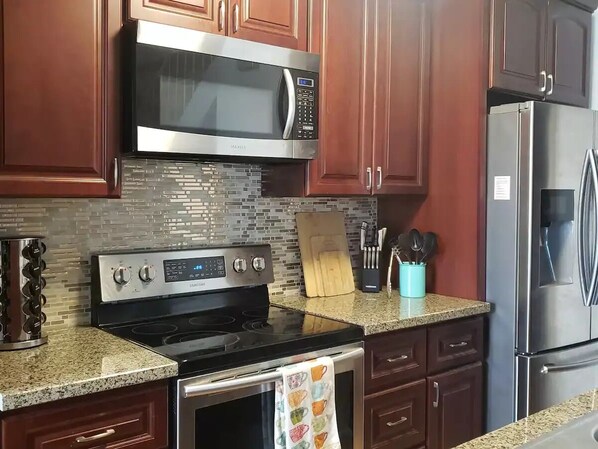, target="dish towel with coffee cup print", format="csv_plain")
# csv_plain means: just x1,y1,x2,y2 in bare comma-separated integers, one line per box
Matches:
274,356,341,449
